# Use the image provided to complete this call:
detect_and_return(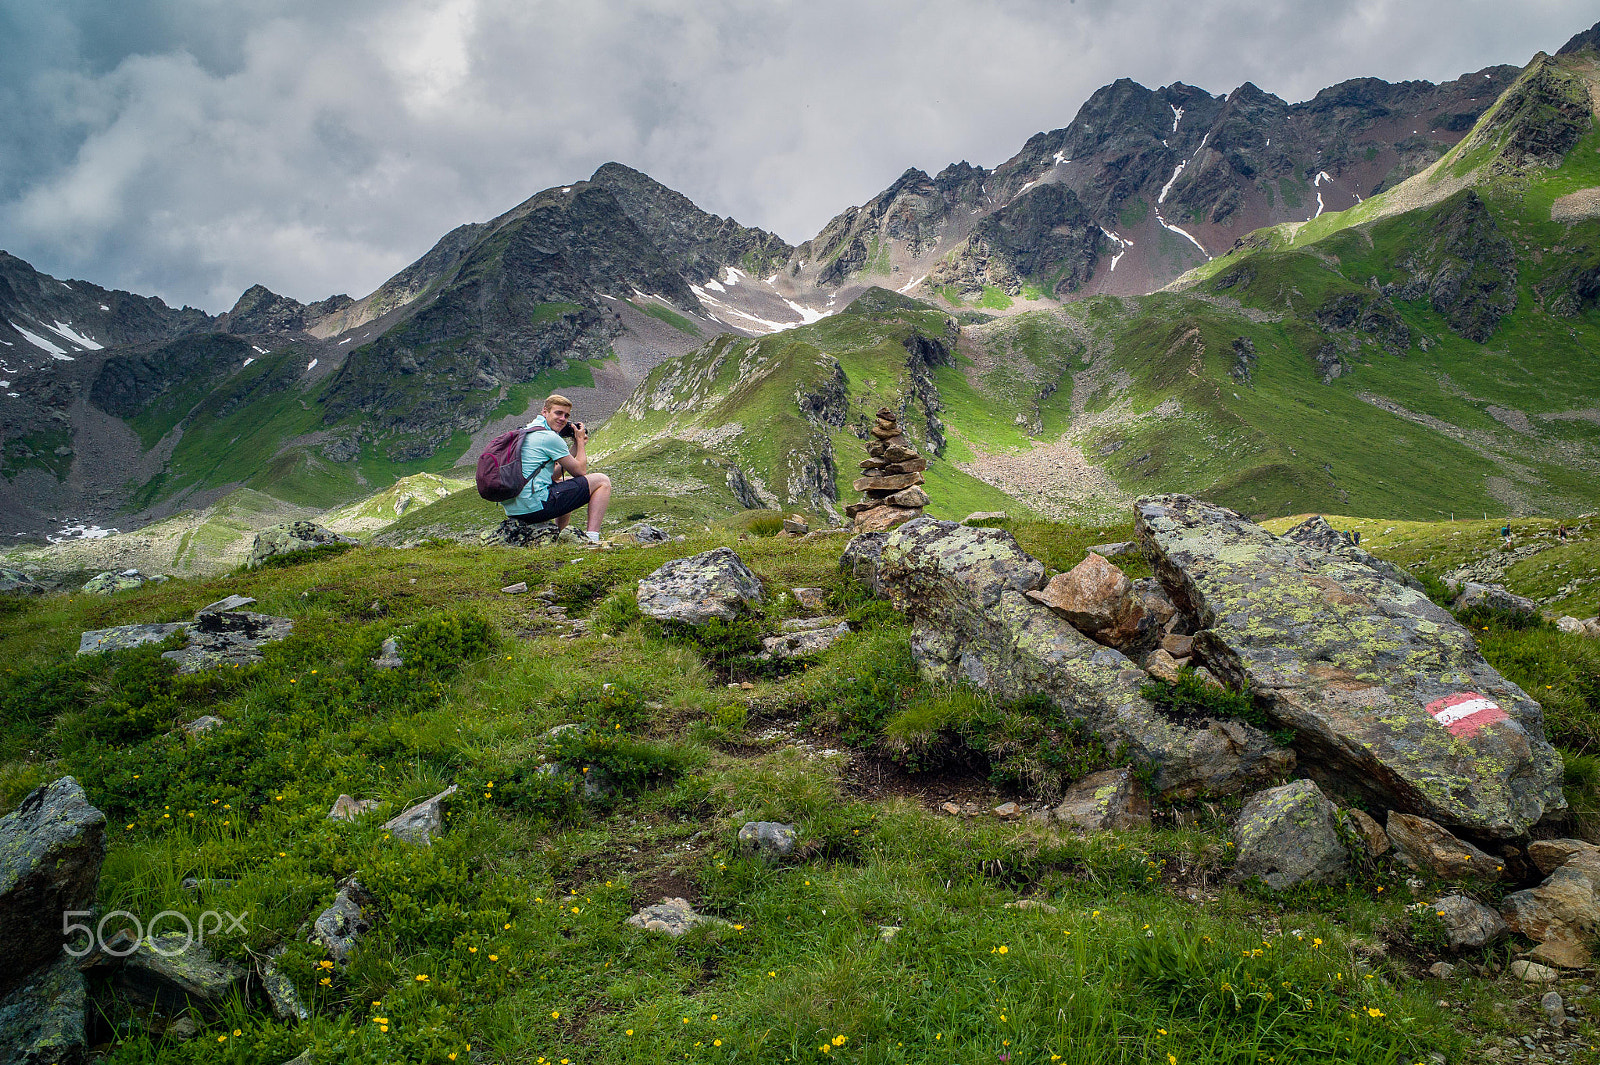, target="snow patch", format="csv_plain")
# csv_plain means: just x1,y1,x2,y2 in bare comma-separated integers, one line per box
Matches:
1100,228,1133,272
59,282,72,291
242,358,254,368
898,273,928,294
9,321,69,356
1159,218,1211,258
1014,178,1040,198
1314,171,1332,186
724,267,745,285
765,274,779,284
1052,150,1070,166
338,338,352,344
50,321,102,350
703,279,725,293
1170,104,1184,132
1158,162,1187,205
99,304,110,311
307,359,319,370
49,524,118,544
252,345,269,355
783,298,826,326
